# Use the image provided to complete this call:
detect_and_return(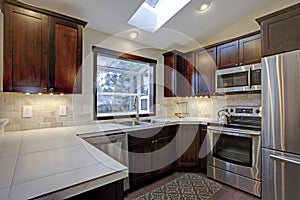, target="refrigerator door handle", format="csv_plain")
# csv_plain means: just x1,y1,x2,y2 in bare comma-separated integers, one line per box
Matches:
270,154,300,165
